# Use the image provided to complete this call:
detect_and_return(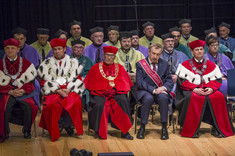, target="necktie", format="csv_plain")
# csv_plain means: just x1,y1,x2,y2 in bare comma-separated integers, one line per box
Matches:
225,42,229,48
152,63,157,72
42,48,45,61
96,47,101,63
125,55,130,72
